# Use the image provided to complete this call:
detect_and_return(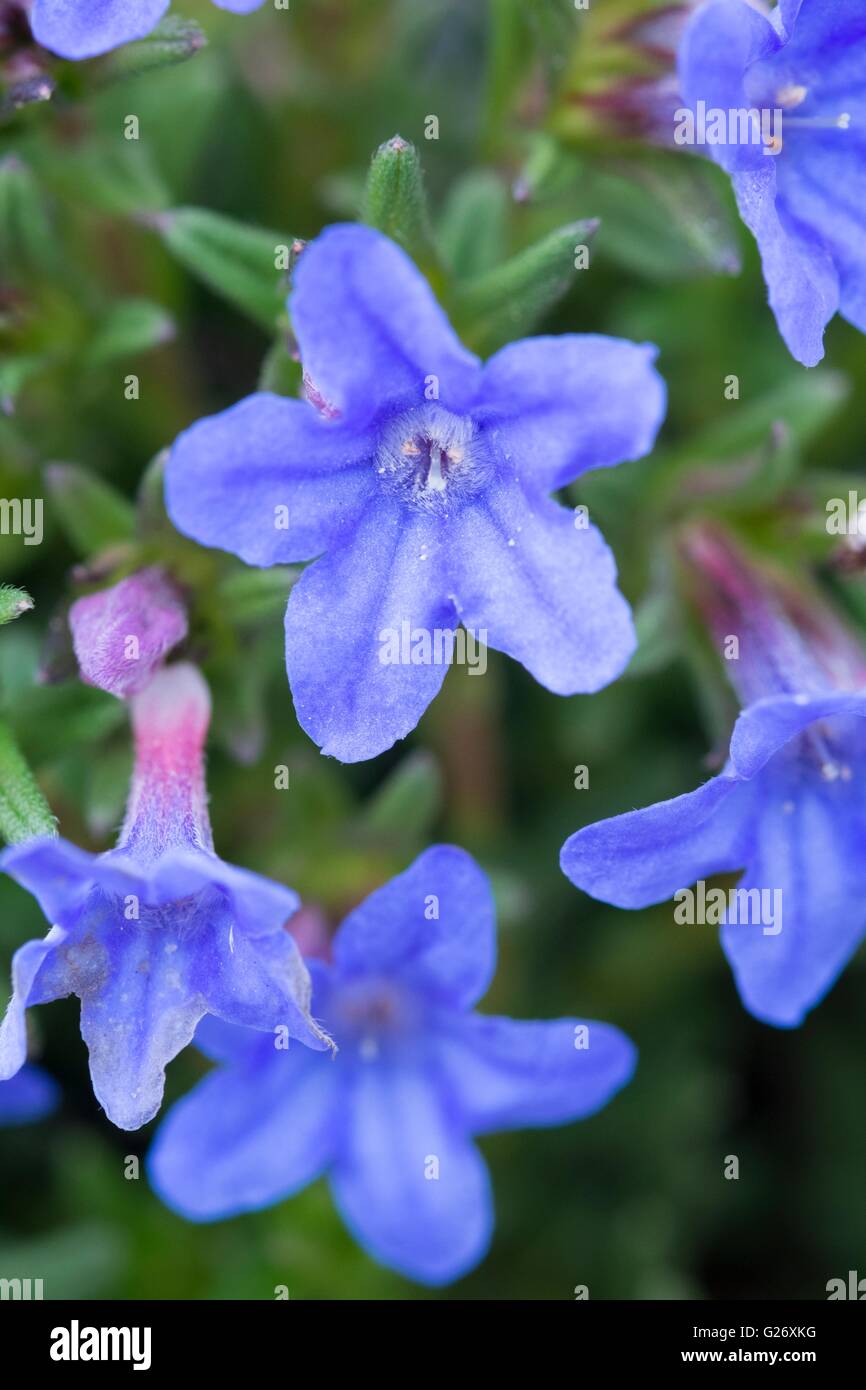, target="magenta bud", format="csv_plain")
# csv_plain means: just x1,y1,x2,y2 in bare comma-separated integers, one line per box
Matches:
69,566,188,699
680,523,866,704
